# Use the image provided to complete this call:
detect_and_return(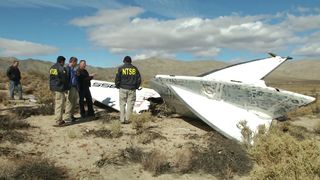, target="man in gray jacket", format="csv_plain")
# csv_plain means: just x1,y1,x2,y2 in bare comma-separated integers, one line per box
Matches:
115,56,141,124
